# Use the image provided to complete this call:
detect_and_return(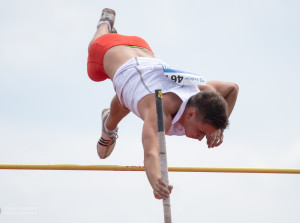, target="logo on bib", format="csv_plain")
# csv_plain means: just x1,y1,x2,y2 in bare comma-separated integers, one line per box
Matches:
161,65,206,85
